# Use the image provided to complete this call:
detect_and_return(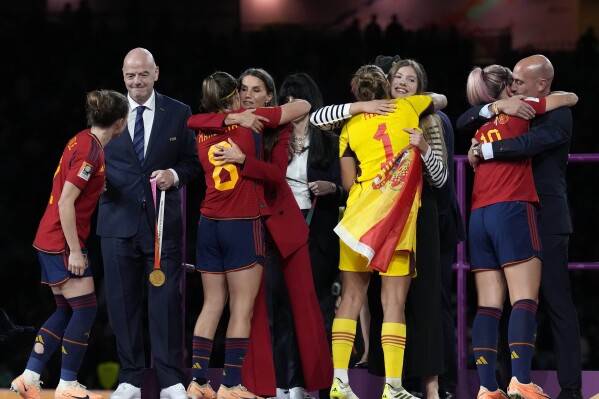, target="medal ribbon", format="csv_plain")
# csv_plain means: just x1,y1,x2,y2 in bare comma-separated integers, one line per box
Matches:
151,178,165,274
